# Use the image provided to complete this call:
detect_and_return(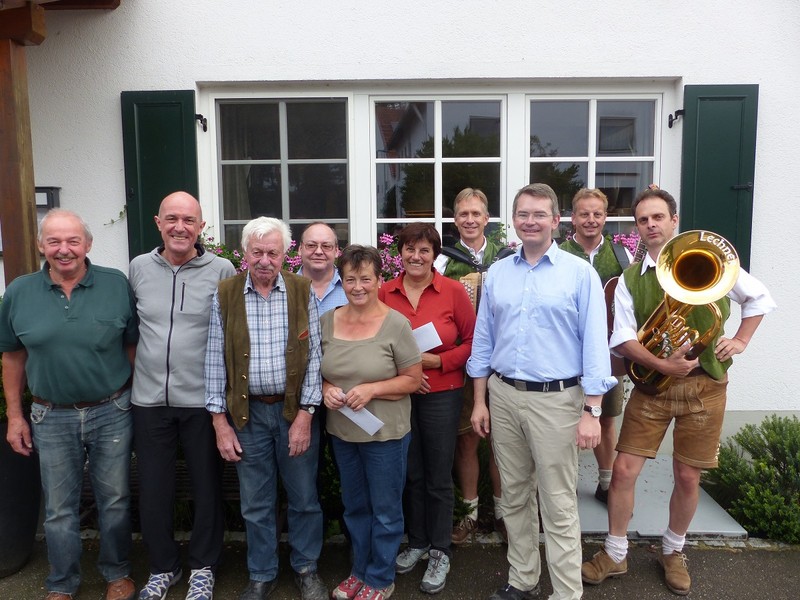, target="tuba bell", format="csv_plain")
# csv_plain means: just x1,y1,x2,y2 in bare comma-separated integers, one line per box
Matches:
626,230,740,394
